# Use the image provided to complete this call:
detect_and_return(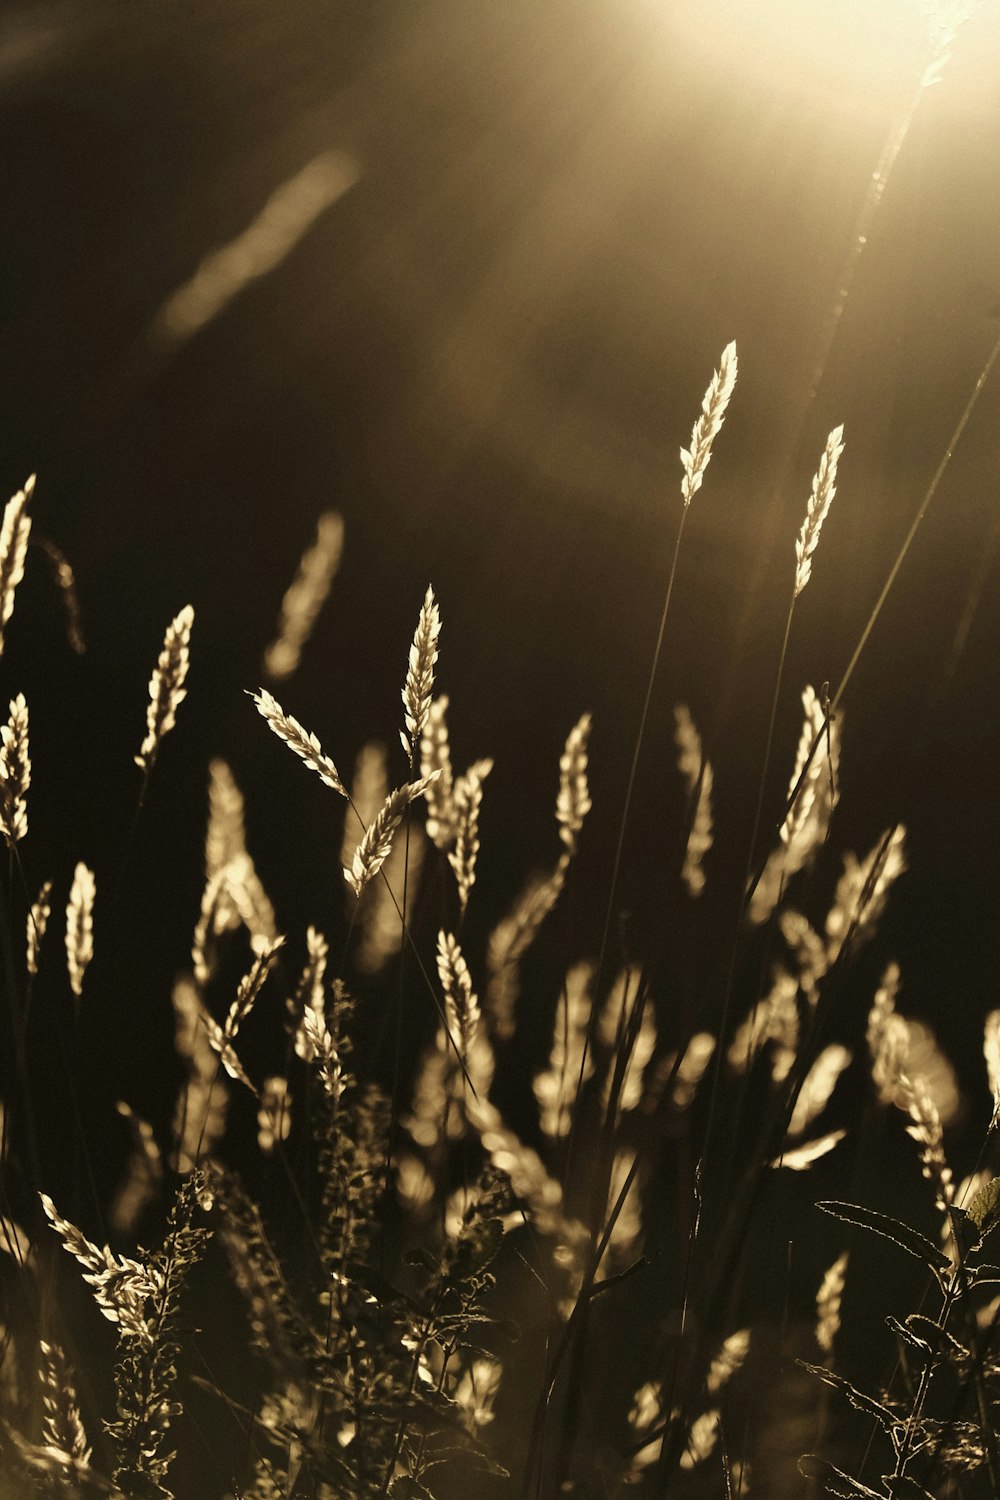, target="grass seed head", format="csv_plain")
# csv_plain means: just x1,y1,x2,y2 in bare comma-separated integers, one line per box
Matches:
680,342,738,506
135,604,194,774
65,862,95,998
27,878,52,977
437,929,480,1059
0,693,30,847
556,712,592,855
0,476,34,655
794,425,845,598
401,584,441,759
344,773,439,899
251,687,346,796
263,509,343,681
